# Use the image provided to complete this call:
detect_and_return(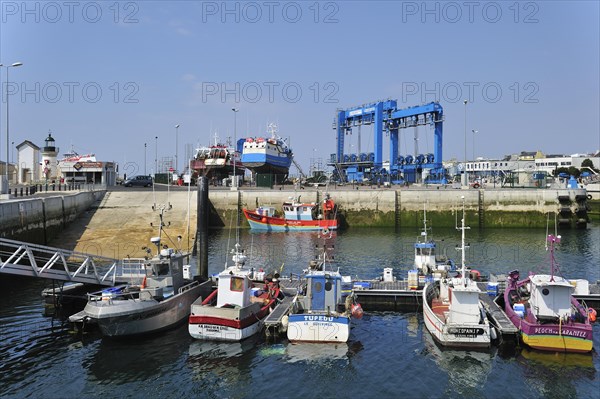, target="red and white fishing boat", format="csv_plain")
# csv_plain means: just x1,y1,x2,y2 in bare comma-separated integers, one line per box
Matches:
188,243,282,341
242,194,338,232
499,234,594,353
